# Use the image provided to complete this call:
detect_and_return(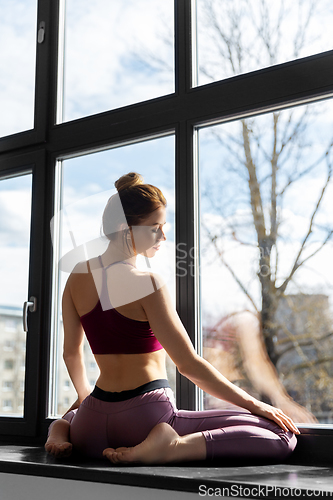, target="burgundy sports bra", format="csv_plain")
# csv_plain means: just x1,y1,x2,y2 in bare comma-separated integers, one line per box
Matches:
79,256,163,355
